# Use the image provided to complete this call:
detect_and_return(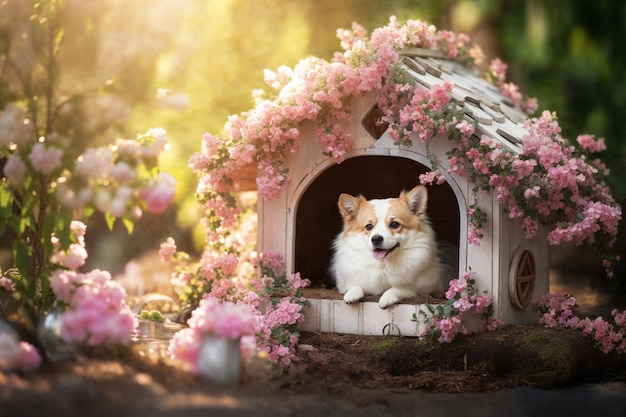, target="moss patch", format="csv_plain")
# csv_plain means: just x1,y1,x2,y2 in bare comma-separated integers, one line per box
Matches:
518,332,578,387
